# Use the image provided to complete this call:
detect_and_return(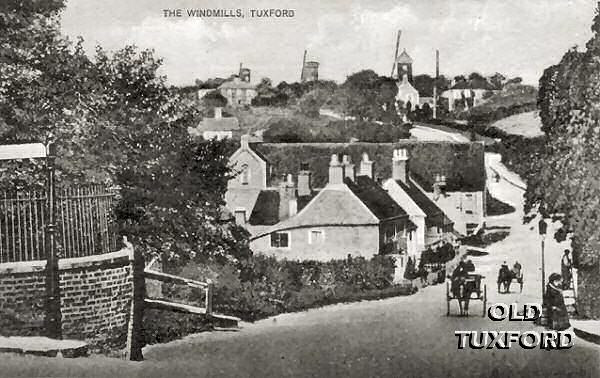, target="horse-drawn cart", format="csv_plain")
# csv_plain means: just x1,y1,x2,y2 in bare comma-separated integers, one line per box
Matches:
446,274,487,317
